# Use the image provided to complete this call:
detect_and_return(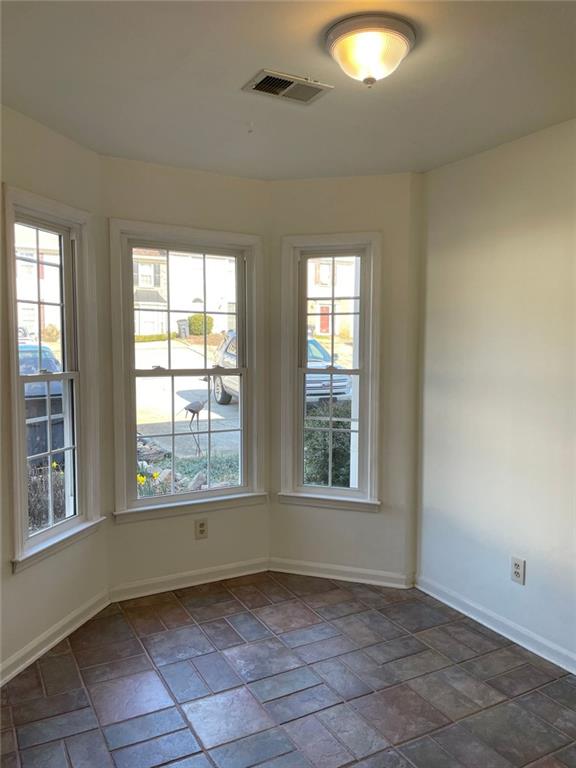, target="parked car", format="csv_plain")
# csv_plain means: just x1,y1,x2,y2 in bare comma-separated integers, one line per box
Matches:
211,331,351,405
19,344,64,456
19,344,61,376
